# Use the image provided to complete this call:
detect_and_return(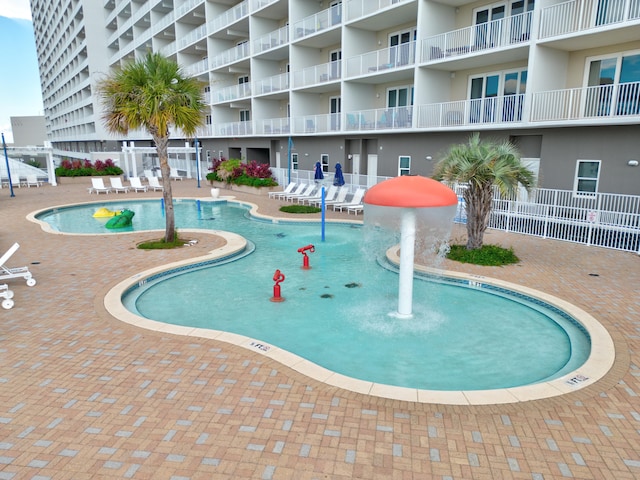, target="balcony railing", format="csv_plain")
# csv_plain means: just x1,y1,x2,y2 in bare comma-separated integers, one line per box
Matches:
530,82,640,122
346,42,416,78
292,5,342,40
345,0,413,22
254,72,289,95
250,0,279,12
256,117,291,135
344,106,414,130
422,11,532,62
207,1,248,35
416,95,526,128
292,61,341,88
177,23,207,51
253,25,289,55
291,113,341,133
212,83,252,104
215,121,253,136
183,58,209,77
209,42,250,69
540,0,640,39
